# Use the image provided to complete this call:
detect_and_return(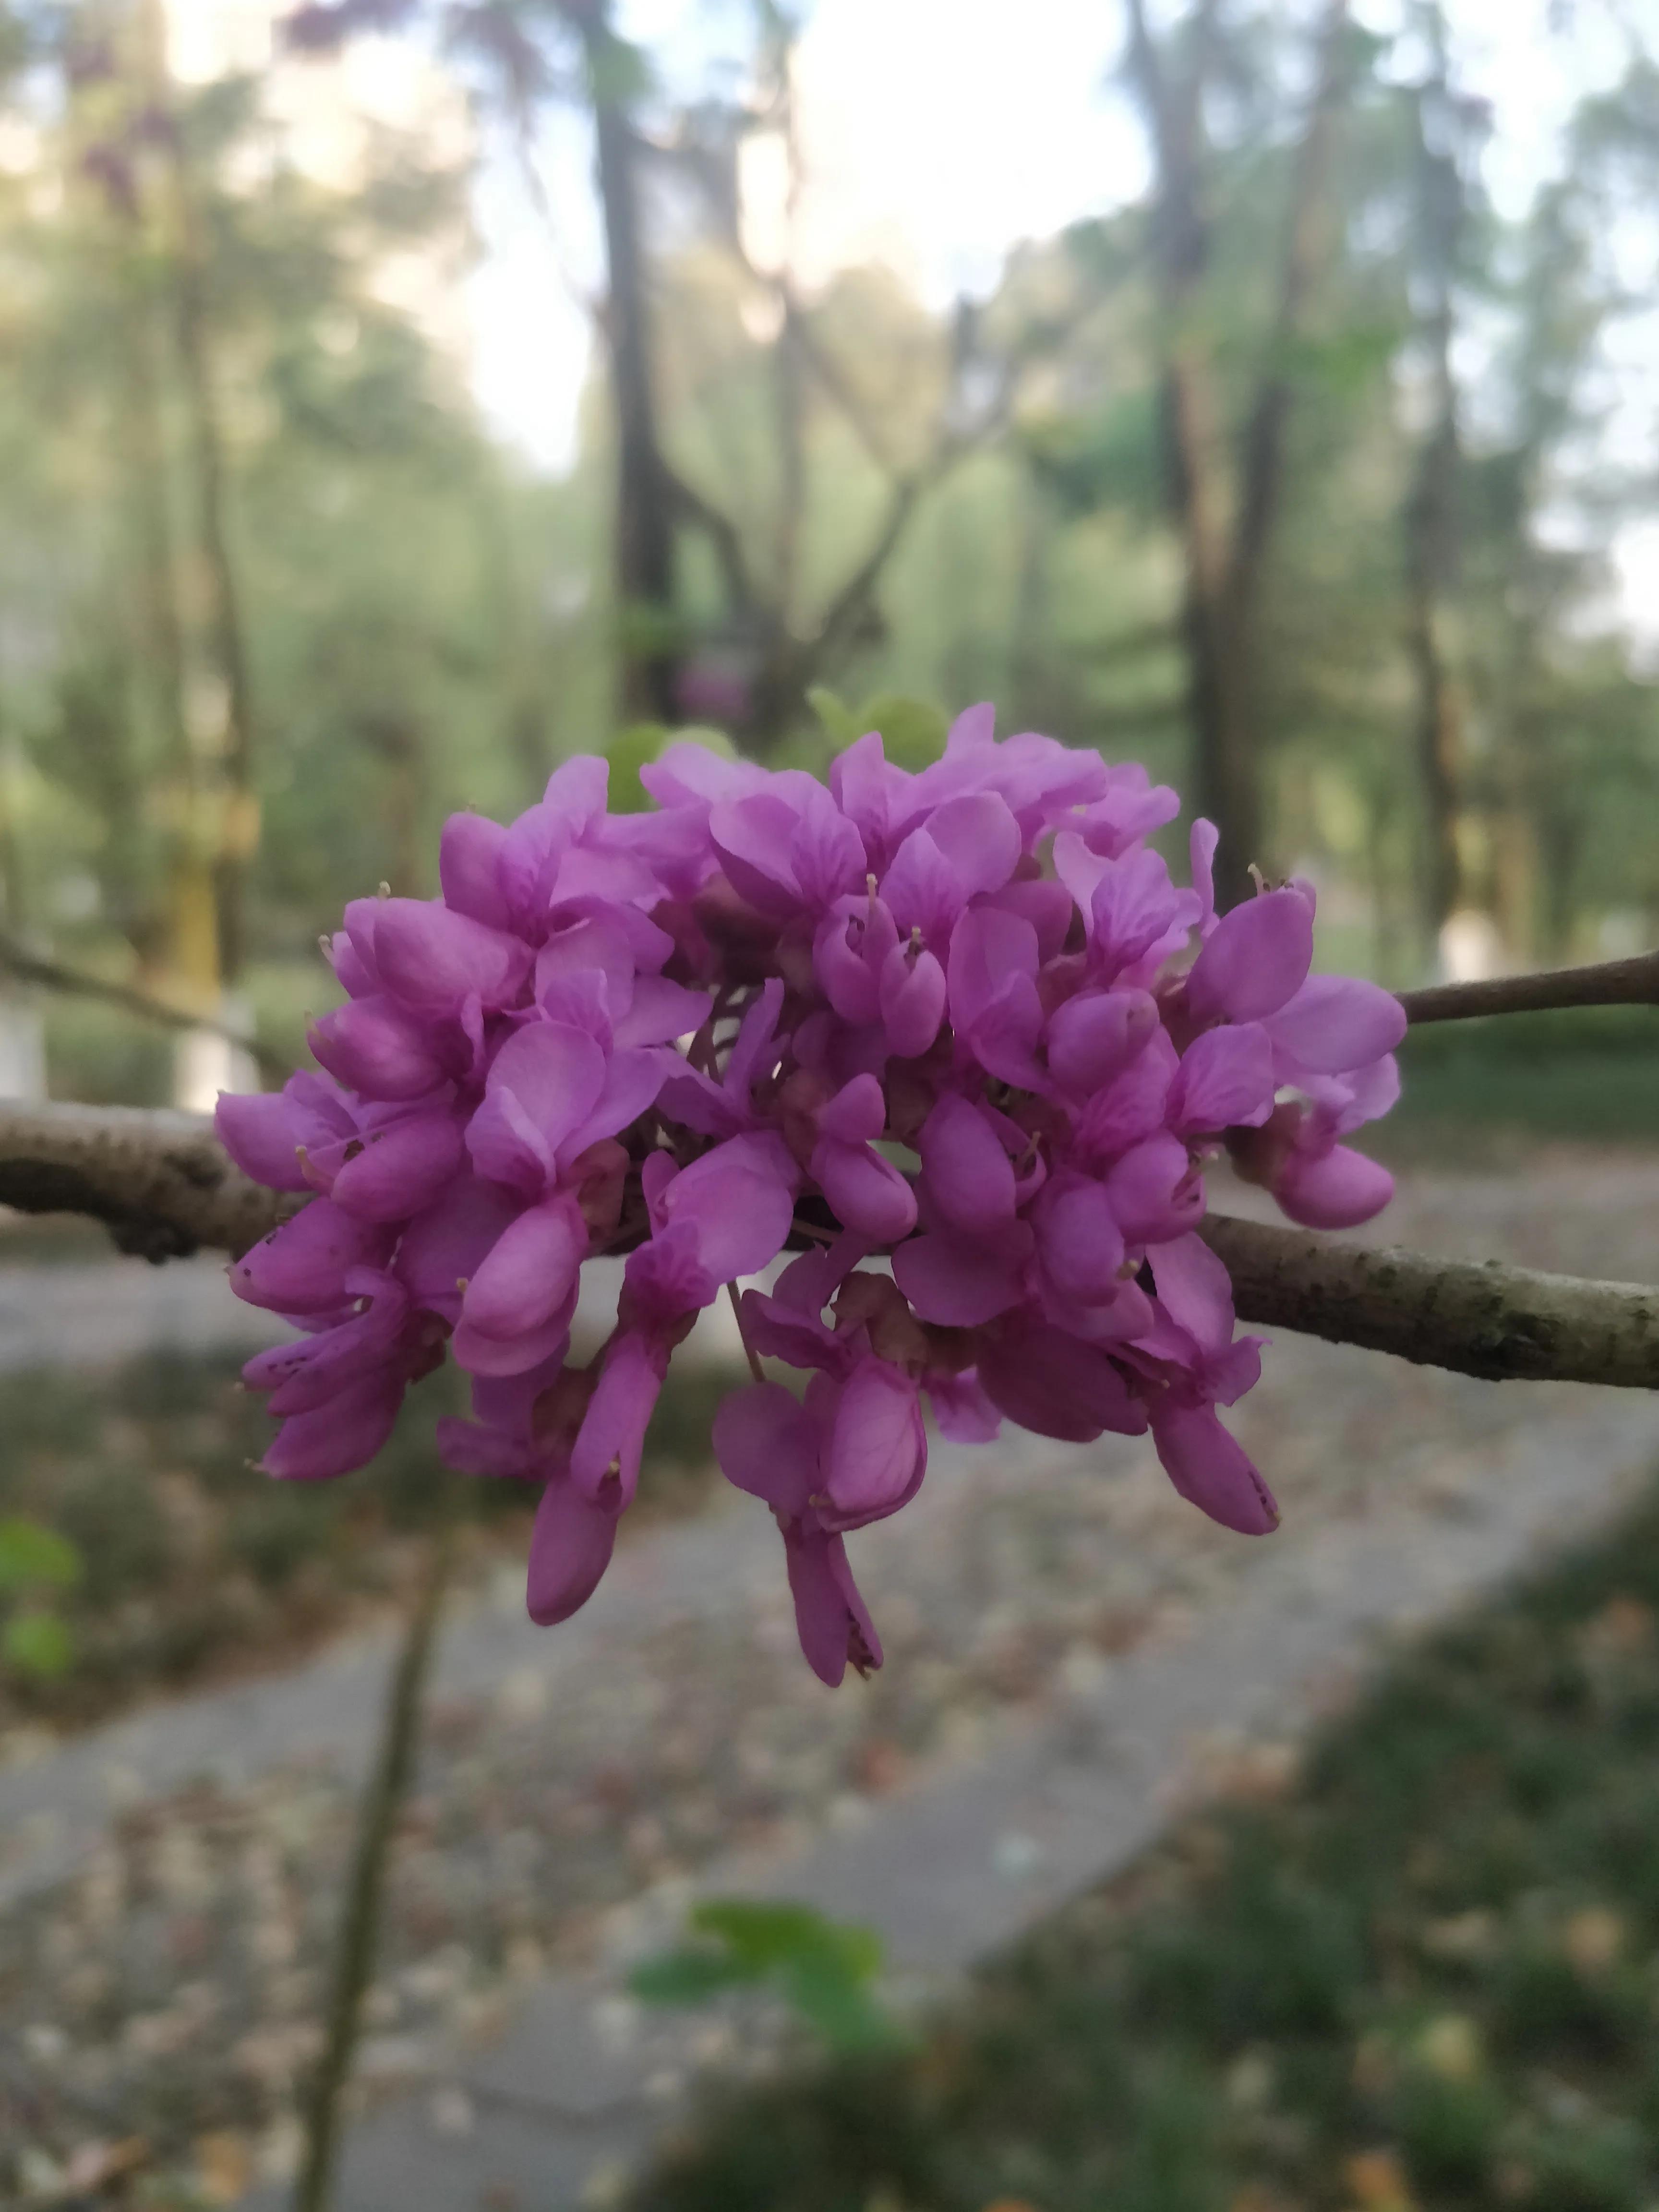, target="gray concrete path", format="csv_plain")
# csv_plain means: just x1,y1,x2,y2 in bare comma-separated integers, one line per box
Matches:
296,1393,1659,2212
0,1251,748,1378
0,1257,281,1374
